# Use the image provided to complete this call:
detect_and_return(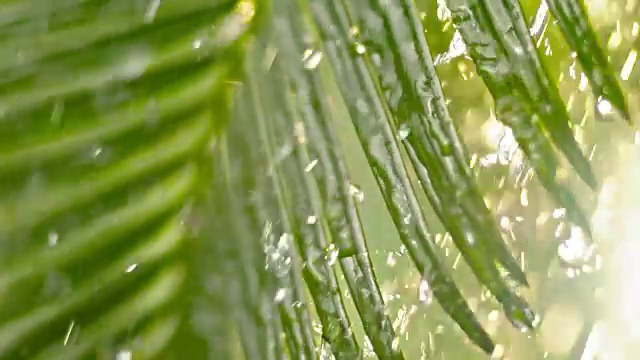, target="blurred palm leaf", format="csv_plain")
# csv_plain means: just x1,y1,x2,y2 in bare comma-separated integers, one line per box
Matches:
0,0,632,359
0,1,256,358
